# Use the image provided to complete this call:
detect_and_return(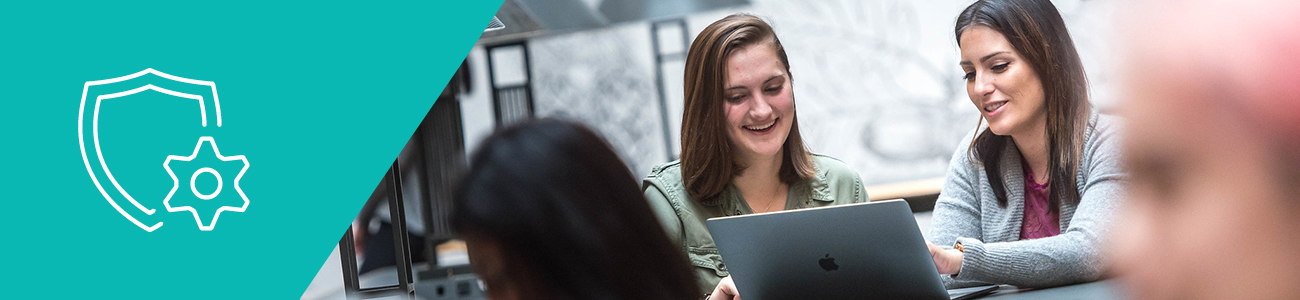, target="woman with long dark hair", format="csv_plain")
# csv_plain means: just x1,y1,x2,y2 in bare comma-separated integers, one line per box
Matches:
453,119,700,300
925,0,1125,288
